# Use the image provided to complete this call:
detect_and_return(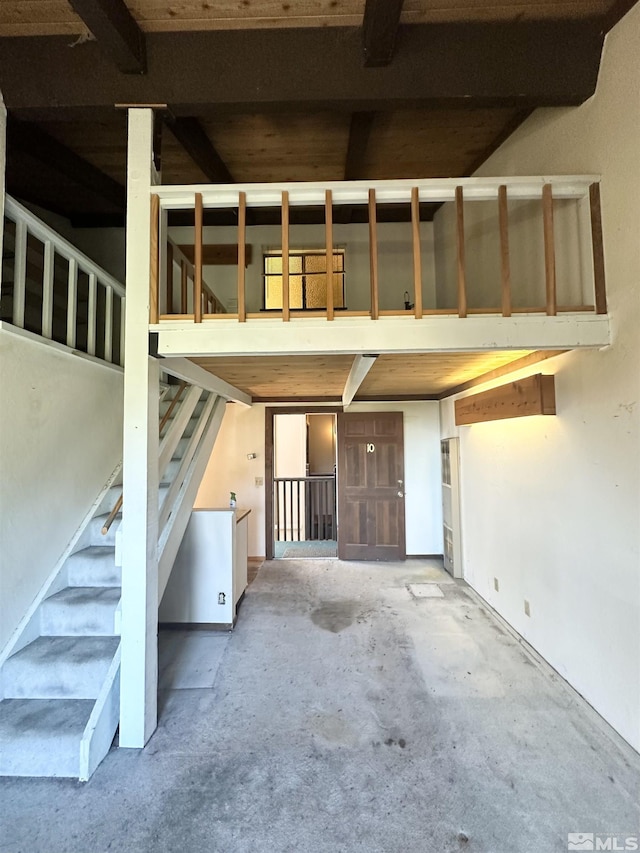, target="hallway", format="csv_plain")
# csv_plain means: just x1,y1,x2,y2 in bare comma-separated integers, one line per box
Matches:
1,559,639,853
